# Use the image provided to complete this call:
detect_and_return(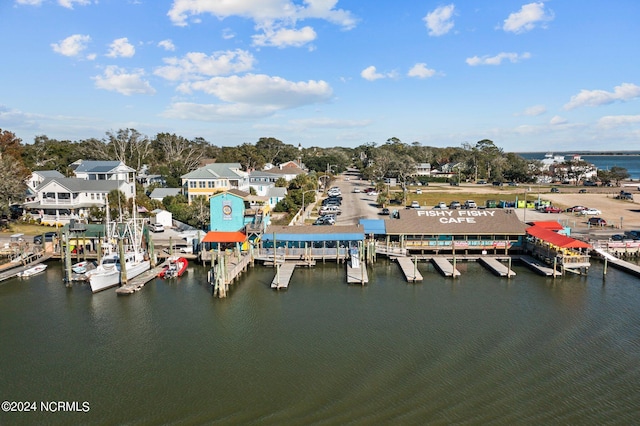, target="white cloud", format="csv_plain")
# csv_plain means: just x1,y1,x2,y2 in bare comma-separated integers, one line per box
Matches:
51,34,92,57
519,105,546,116
58,0,91,8
92,66,156,95
361,65,393,81
466,52,531,66
289,117,371,129
598,115,640,128
162,102,280,120
178,74,333,109
167,0,357,30
423,4,455,36
154,49,255,81
564,83,640,110
407,63,436,79
106,37,135,58
158,39,175,51
222,28,235,40
252,25,317,48
503,2,554,34
15,0,43,5
550,115,567,125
